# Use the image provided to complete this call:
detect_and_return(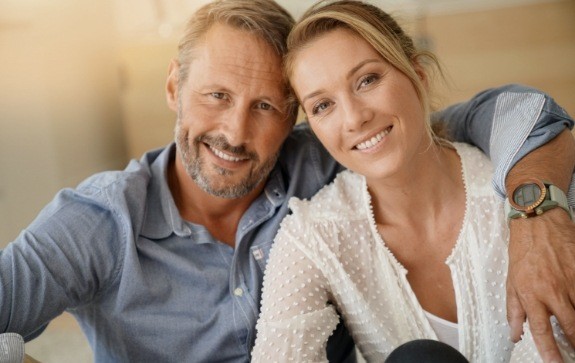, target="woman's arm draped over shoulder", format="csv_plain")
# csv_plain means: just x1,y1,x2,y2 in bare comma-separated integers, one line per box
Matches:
252,214,339,363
